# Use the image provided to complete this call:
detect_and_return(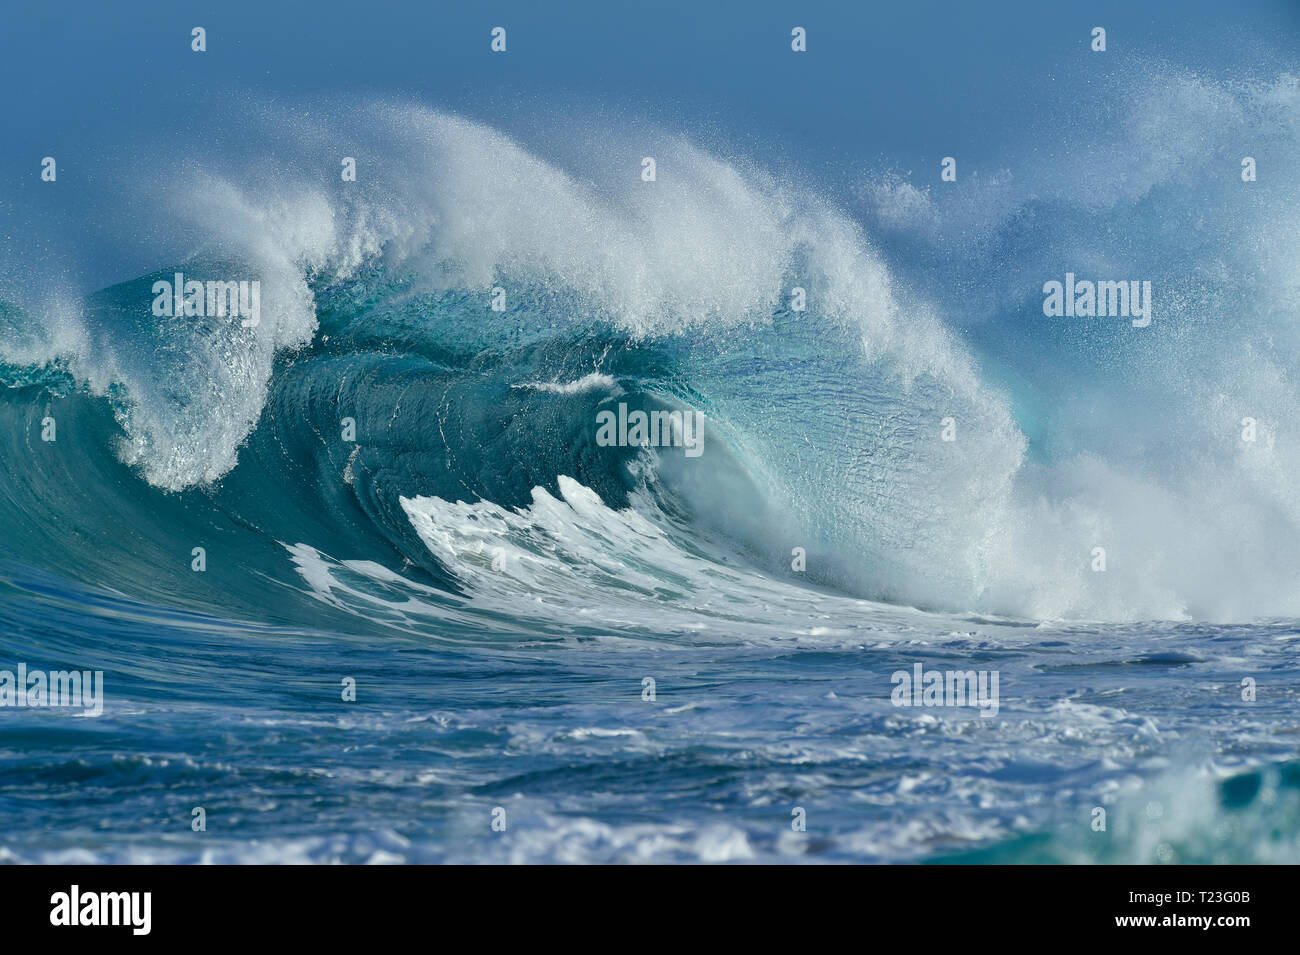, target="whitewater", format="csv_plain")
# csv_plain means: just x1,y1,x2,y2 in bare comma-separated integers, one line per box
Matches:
1,62,1299,863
